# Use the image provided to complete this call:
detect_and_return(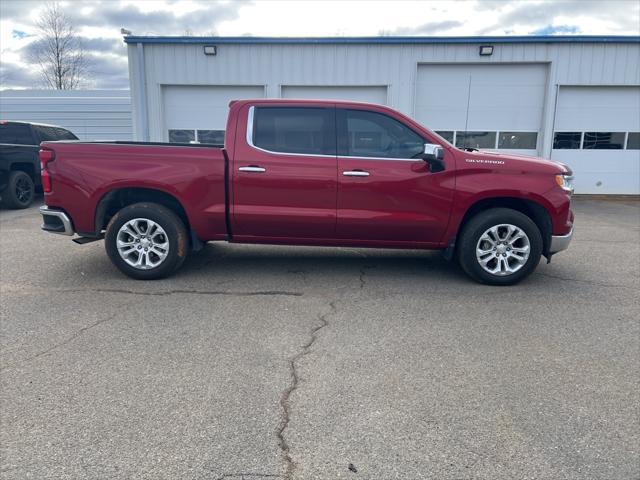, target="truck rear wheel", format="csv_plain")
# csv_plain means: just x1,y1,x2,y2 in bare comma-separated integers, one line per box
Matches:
2,171,35,209
105,202,188,280
457,208,542,286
